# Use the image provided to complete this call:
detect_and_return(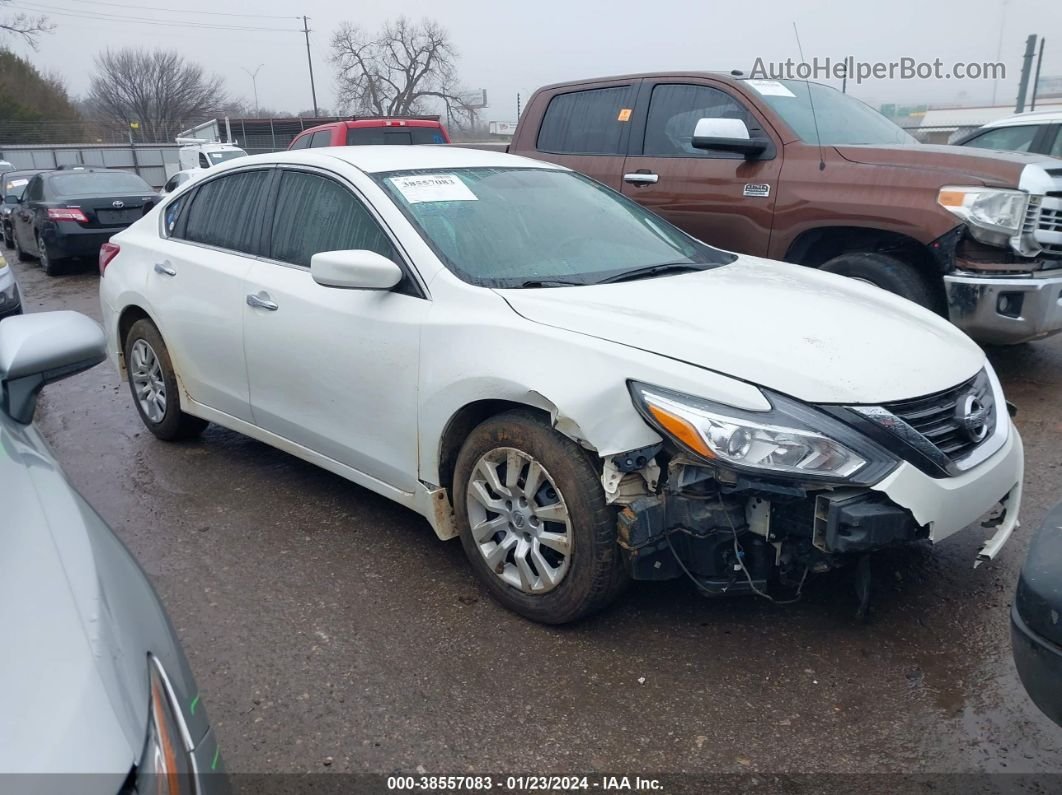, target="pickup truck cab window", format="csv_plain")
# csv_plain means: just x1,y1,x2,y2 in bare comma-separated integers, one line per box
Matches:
310,130,333,148
750,79,915,145
536,85,637,155
643,83,757,159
